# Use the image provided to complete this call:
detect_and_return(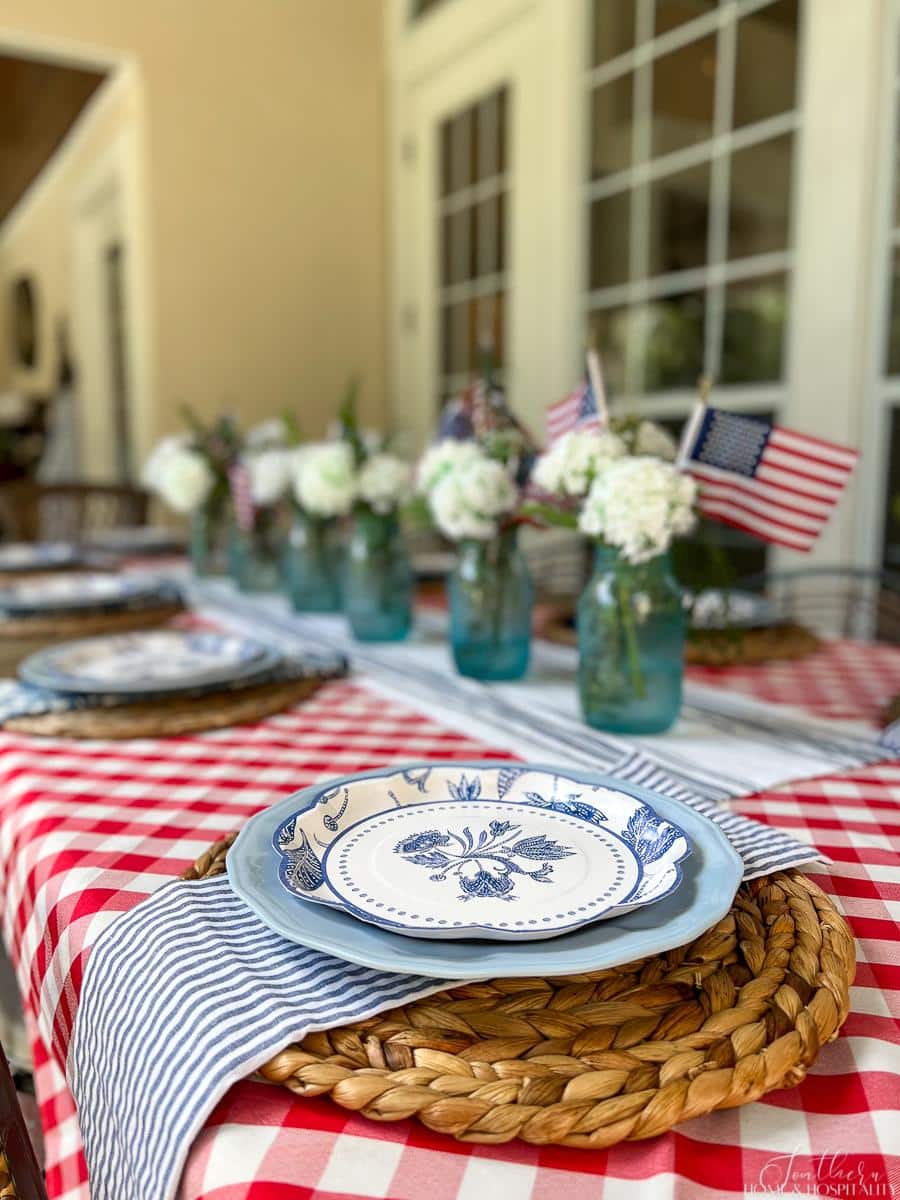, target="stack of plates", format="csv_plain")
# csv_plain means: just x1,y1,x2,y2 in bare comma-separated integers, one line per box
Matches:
0,572,180,618
19,629,283,696
0,542,81,573
228,763,744,978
